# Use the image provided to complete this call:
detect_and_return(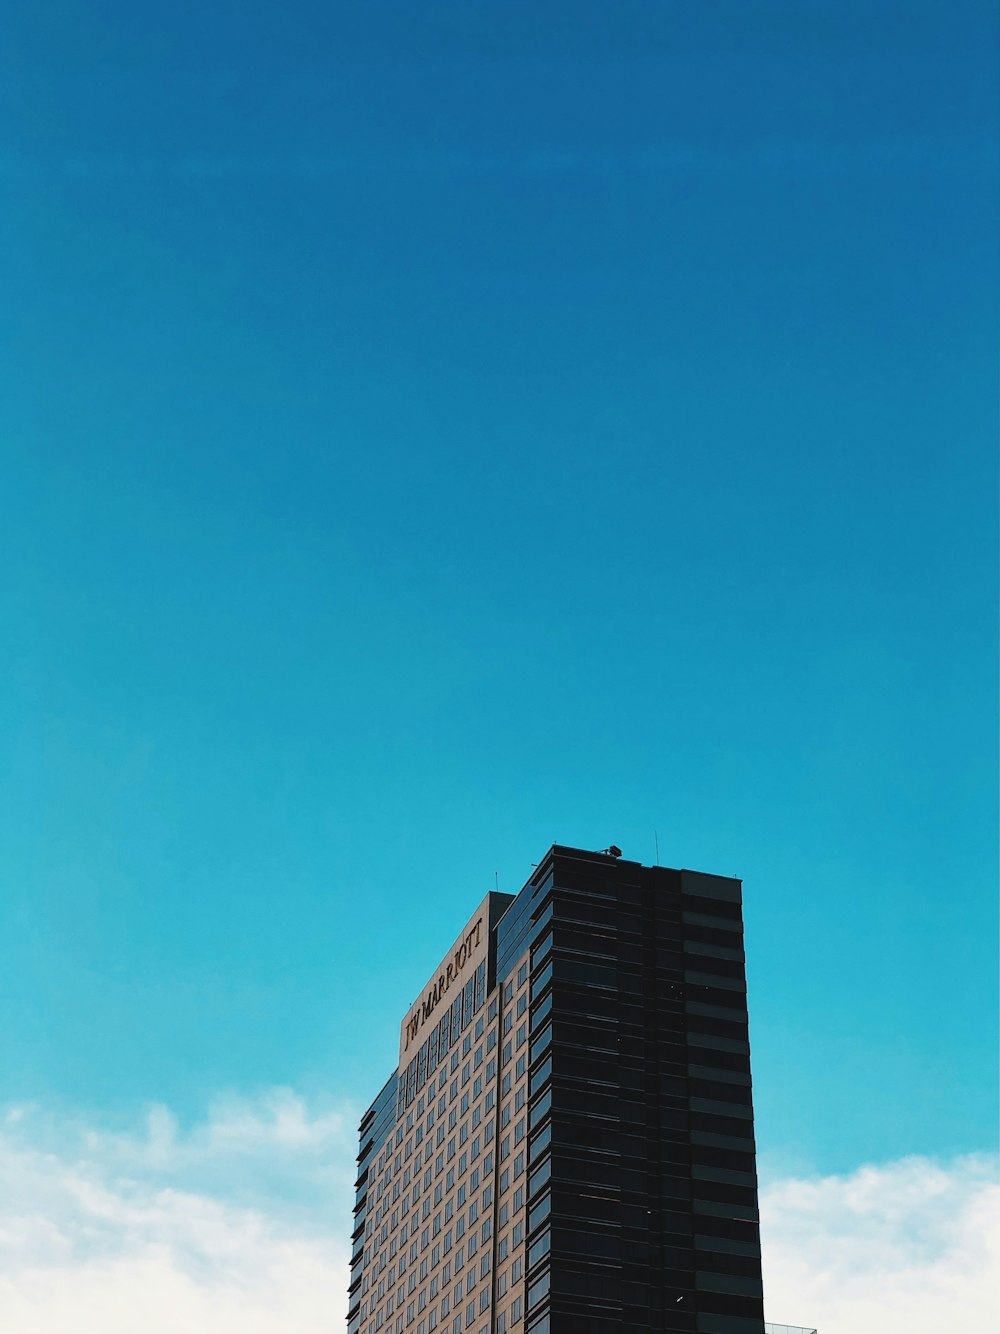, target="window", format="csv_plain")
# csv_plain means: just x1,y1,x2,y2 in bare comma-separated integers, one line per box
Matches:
529,1025,551,1063
528,1057,551,1096
528,1158,550,1197
526,1271,549,1310
527,1230,549,1269
527,1194,549,1231
528,1088,552,1131
530,962,552,999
